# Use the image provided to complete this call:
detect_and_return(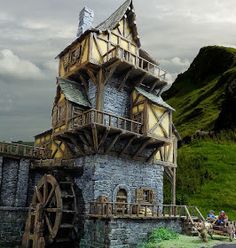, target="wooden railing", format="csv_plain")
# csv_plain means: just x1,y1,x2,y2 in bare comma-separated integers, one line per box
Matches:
102,46,167,80
88,202,203,220
68,109,143,134
0,142,45,159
